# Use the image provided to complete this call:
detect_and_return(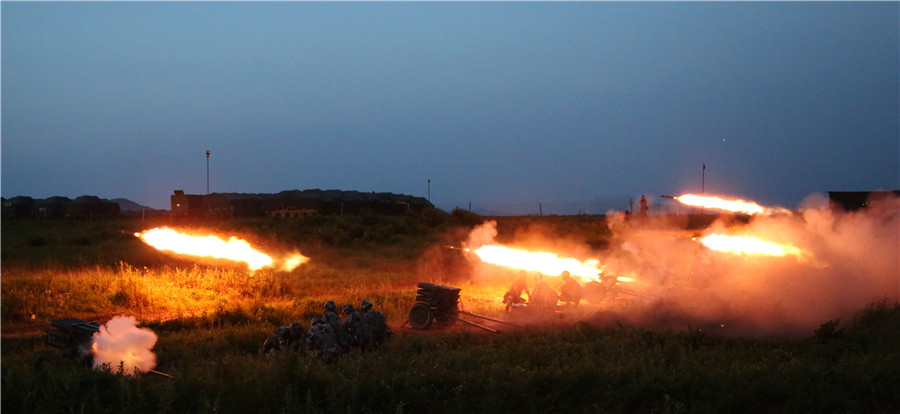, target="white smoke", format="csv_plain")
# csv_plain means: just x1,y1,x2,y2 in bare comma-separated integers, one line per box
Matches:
605,195,899,336
463,220,498,249
463,194,899,337
92,315,158,375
